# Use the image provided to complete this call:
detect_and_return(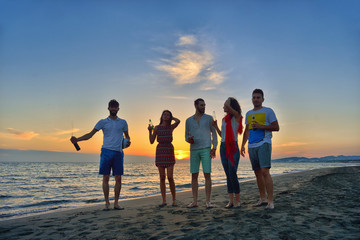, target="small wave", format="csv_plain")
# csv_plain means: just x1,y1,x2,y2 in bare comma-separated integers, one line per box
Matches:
129,187,153,191
0,195,33,199
124,174,146,177
176,183,192,188
0,206,12,210
0,207,60,219
18,199,73,208
0,195,12,199
84,199,102,204
59,186,80,190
